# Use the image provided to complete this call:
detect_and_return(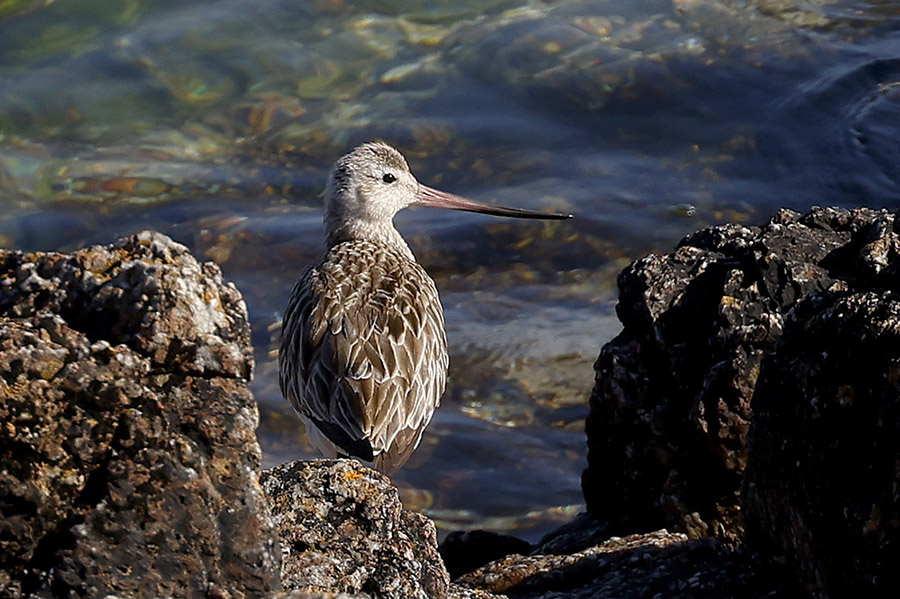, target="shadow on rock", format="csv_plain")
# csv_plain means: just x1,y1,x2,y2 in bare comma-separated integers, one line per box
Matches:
579,206,899,596
744,290,900,597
